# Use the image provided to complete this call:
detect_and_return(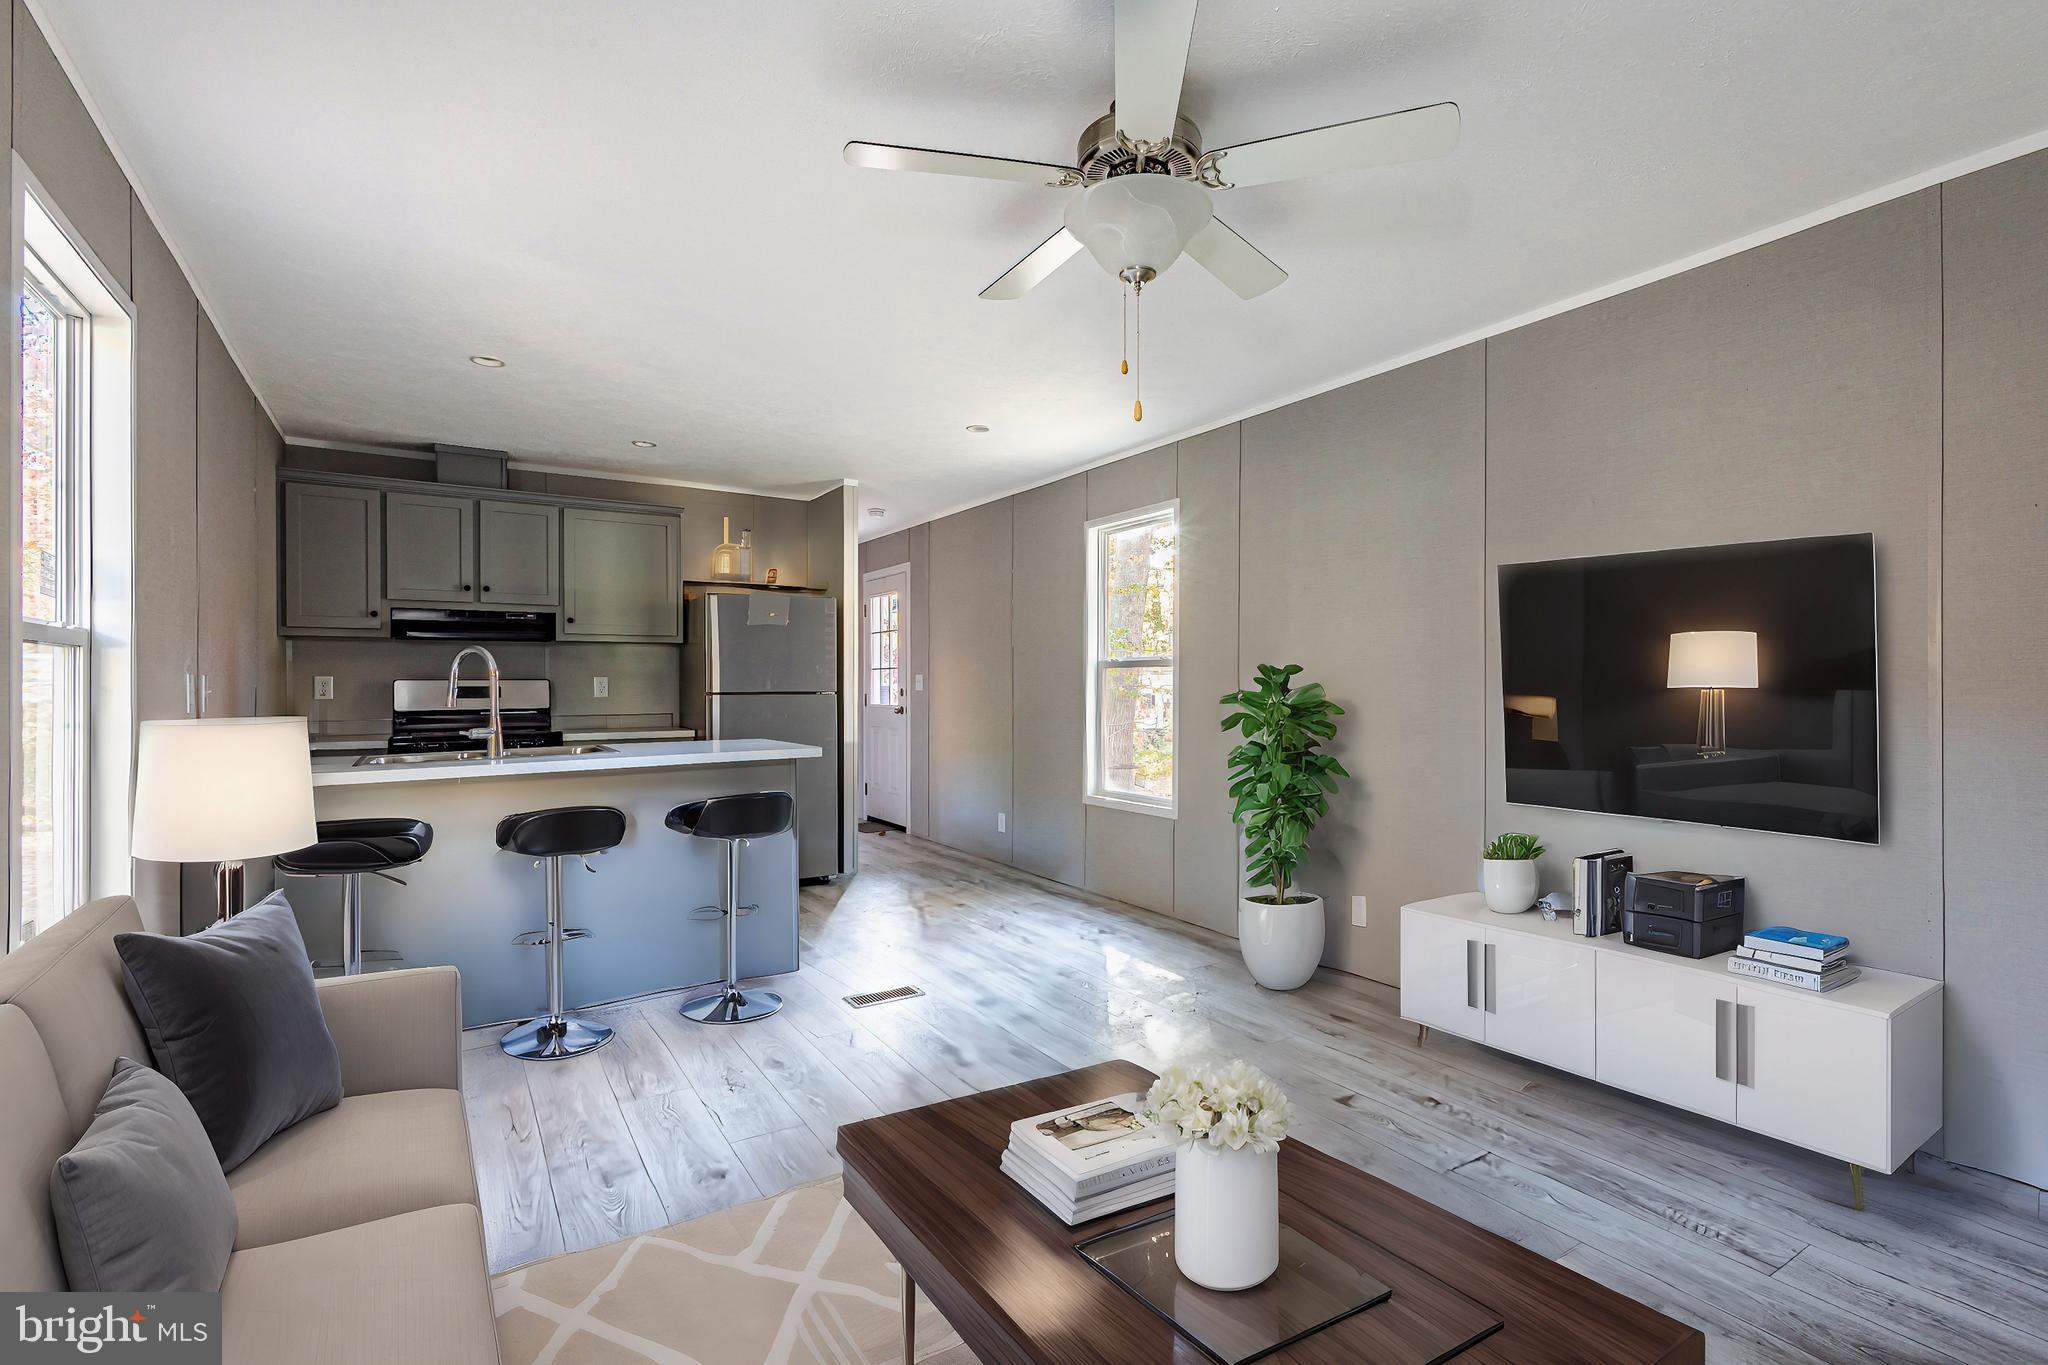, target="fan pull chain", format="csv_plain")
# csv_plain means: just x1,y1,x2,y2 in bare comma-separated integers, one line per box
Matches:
1132,279,1143,422
1120,283,1129,376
